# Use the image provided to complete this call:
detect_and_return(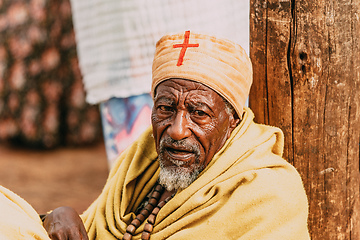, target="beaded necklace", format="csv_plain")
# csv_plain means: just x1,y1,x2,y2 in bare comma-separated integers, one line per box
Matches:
122,184,173,240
